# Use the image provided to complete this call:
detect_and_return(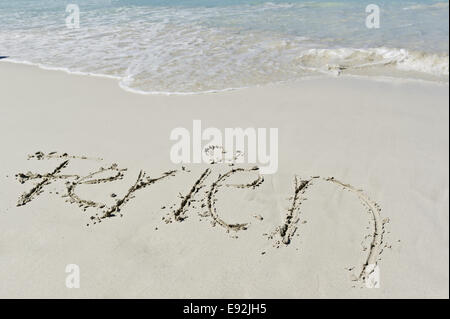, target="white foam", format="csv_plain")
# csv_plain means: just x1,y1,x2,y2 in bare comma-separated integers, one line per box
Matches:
297,48,449,77
0,1,448,94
